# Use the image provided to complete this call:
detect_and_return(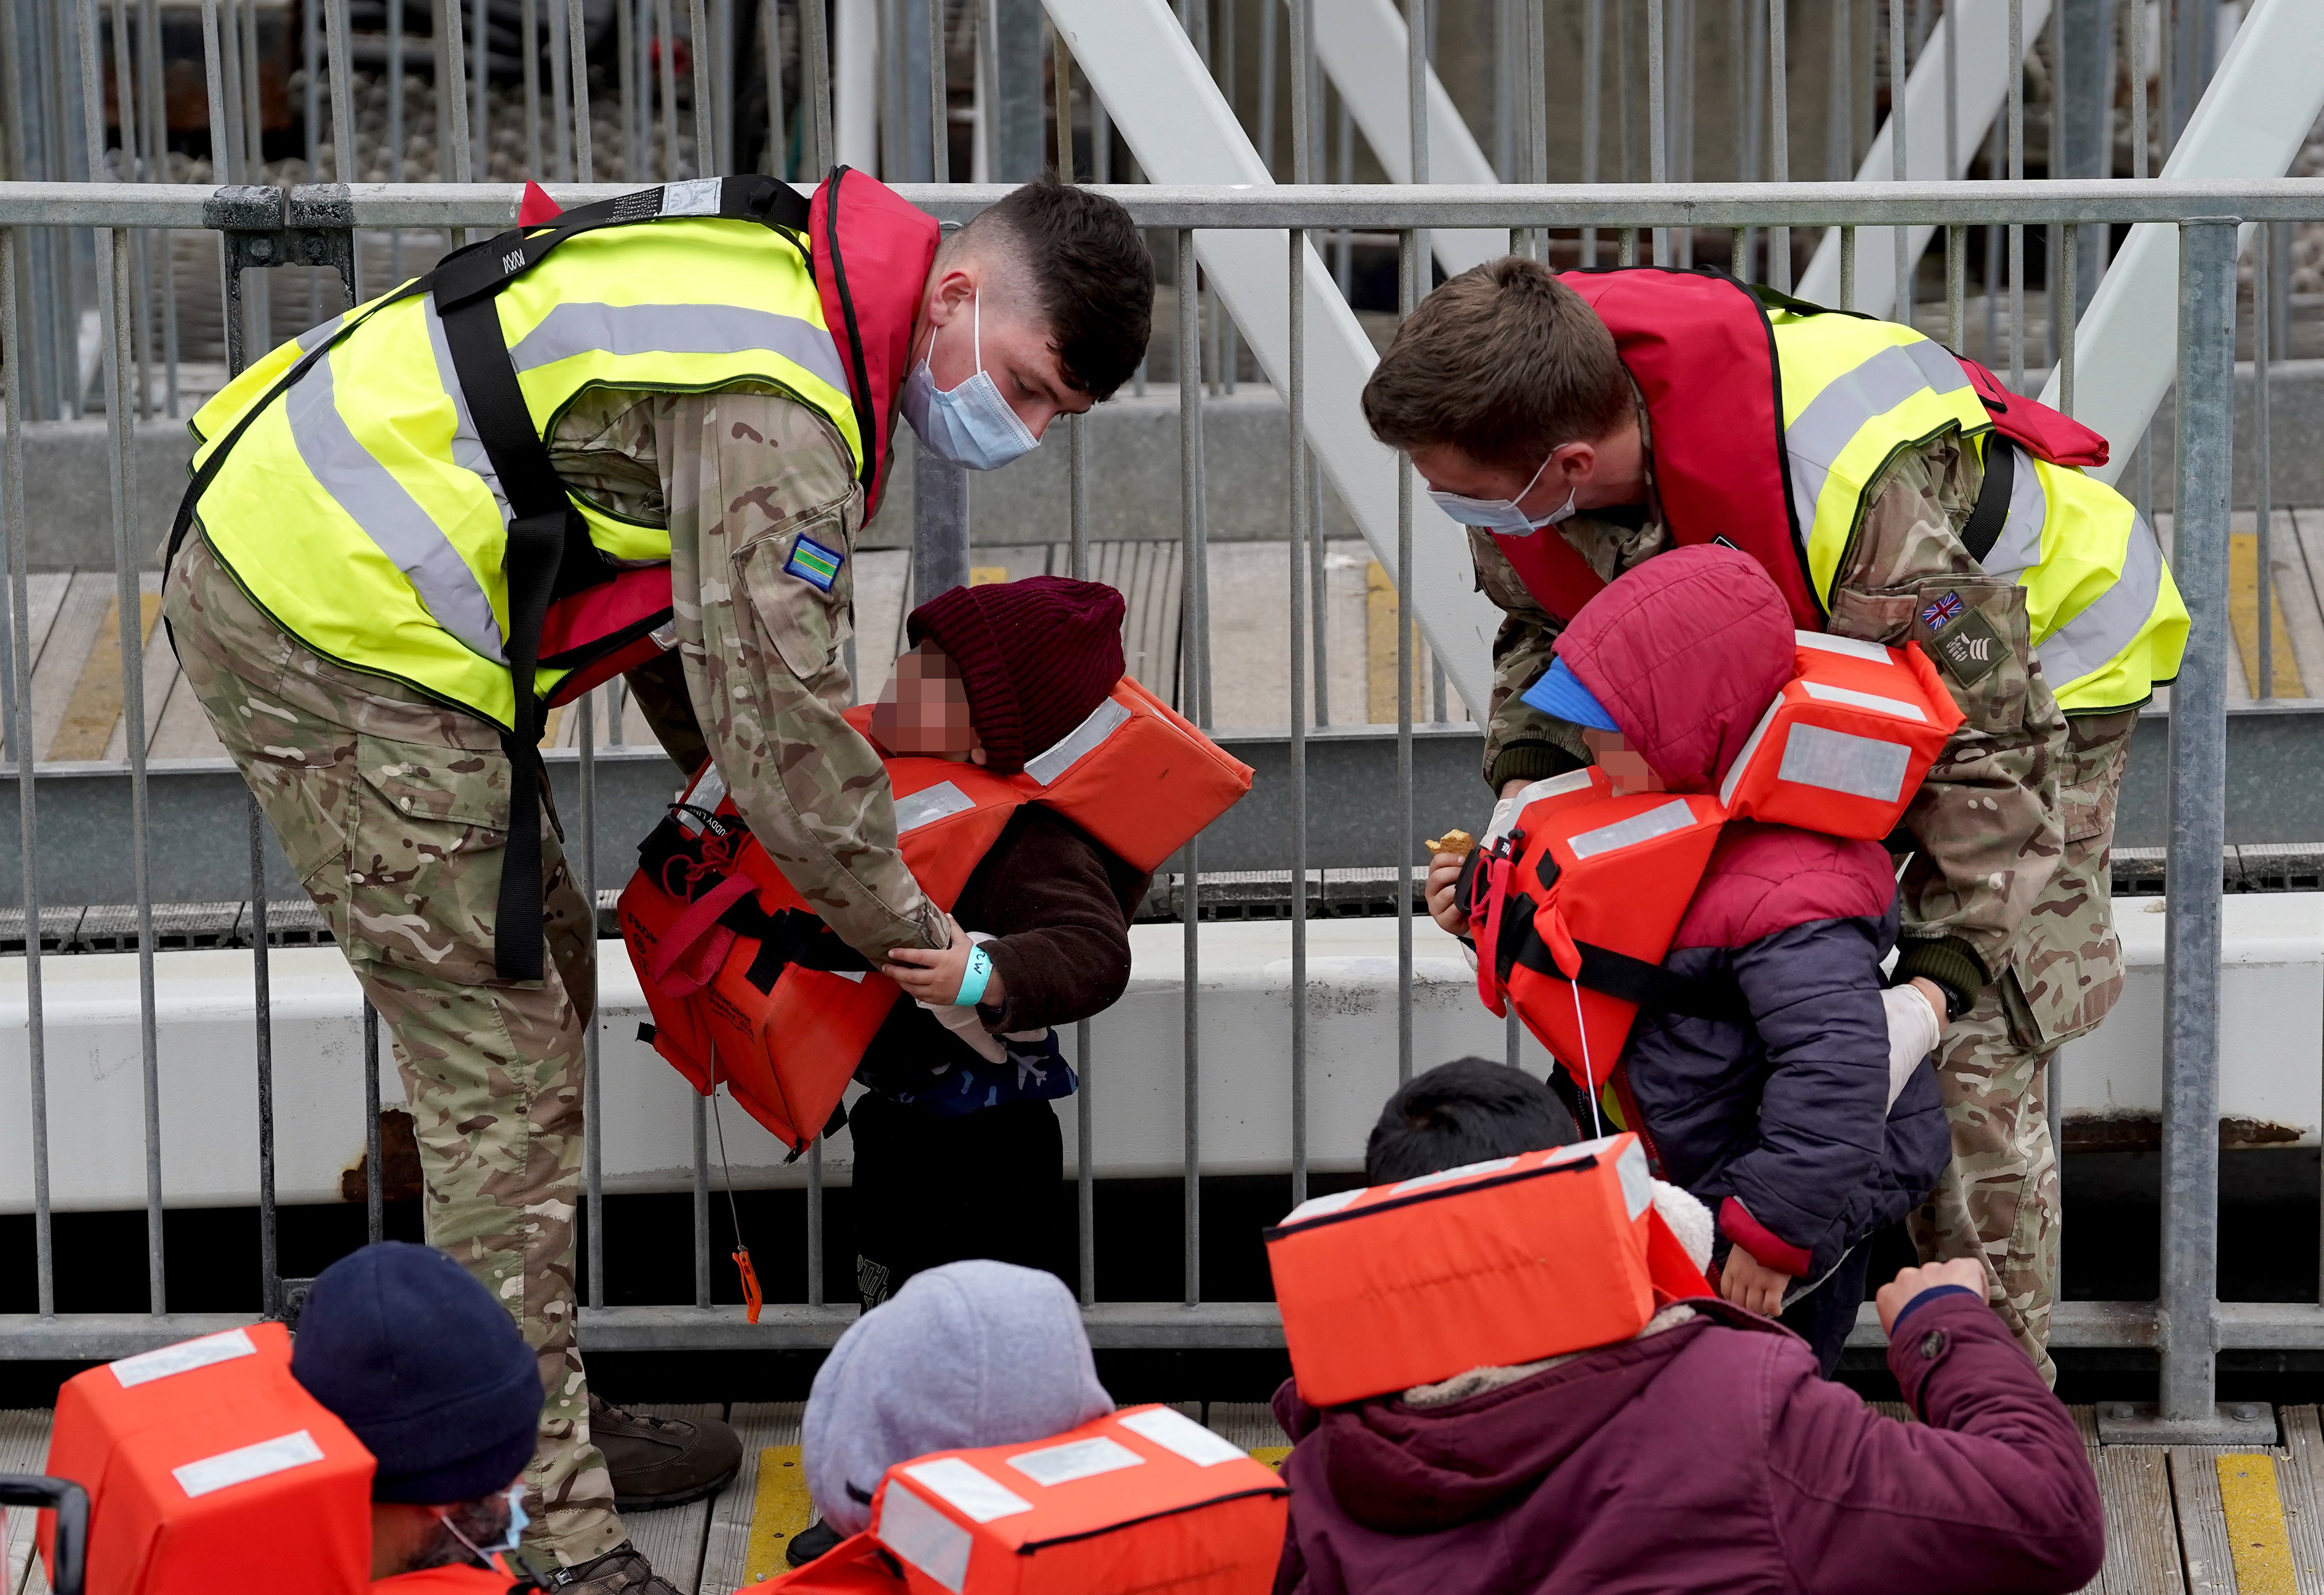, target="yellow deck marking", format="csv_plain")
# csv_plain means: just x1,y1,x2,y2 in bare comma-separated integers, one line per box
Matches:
970,565,1010,586
743,1443,814,1585
50,593,162,762
2216,1452,2298,1595
1364,561,1425,726
1247,1445,1292,1471
2230,532,2306,698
